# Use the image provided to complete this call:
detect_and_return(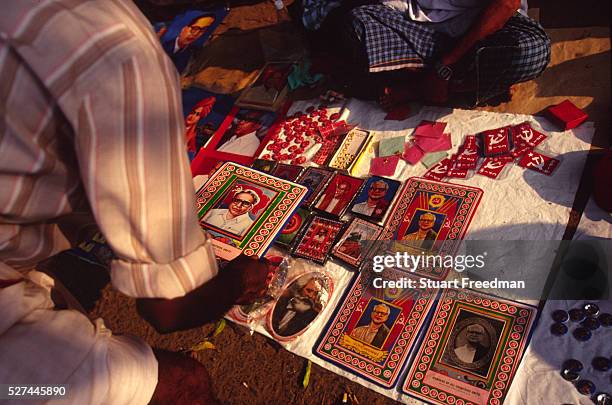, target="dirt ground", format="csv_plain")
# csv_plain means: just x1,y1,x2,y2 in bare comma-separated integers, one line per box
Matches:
52,1,610,404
